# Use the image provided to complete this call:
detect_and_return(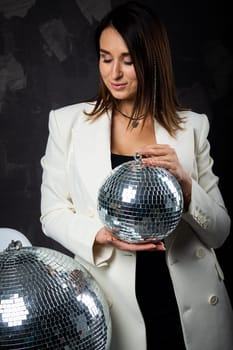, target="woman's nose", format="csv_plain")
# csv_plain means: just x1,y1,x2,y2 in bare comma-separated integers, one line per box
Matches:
111,62,123,79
